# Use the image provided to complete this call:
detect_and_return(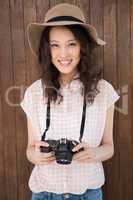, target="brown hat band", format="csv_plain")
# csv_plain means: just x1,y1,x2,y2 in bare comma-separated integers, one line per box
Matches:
46,16,84,23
